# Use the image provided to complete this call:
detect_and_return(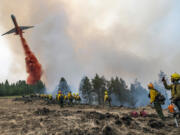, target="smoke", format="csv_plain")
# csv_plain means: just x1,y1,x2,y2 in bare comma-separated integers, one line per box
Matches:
0,0,180,91
18,29,42,84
